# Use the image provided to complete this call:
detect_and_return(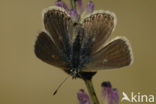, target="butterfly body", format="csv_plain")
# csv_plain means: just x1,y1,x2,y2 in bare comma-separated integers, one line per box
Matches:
34,6,133,79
